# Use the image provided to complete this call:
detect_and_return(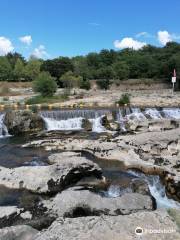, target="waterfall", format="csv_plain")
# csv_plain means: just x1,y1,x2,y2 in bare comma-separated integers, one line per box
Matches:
116,109,126,132
145,108,162,119
128,170,180,209
40,109,110,133
0,113,9,138
126,107,146,121
43,117,83,131
162,108,180,120
90,115,107,133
